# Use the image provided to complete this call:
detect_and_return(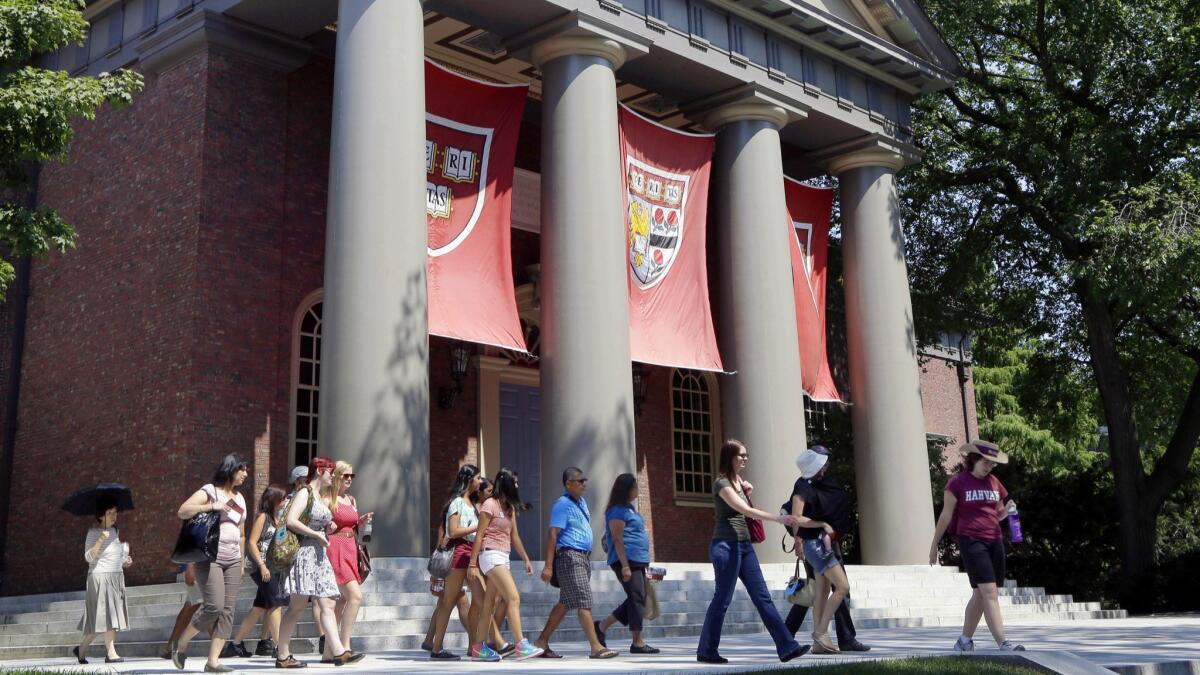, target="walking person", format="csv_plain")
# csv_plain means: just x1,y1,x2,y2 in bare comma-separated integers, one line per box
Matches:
160,563,206,659
783,445,868,652
170,454,249,673
273,456,364,667
287,465,327,655
228,485,289,658
697,439,809,664
74,499,131,664
595,473,659,654
467,468,543,661
325,461,373,657
929,441,1025,652
788,447,866,654
533,467,617,660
